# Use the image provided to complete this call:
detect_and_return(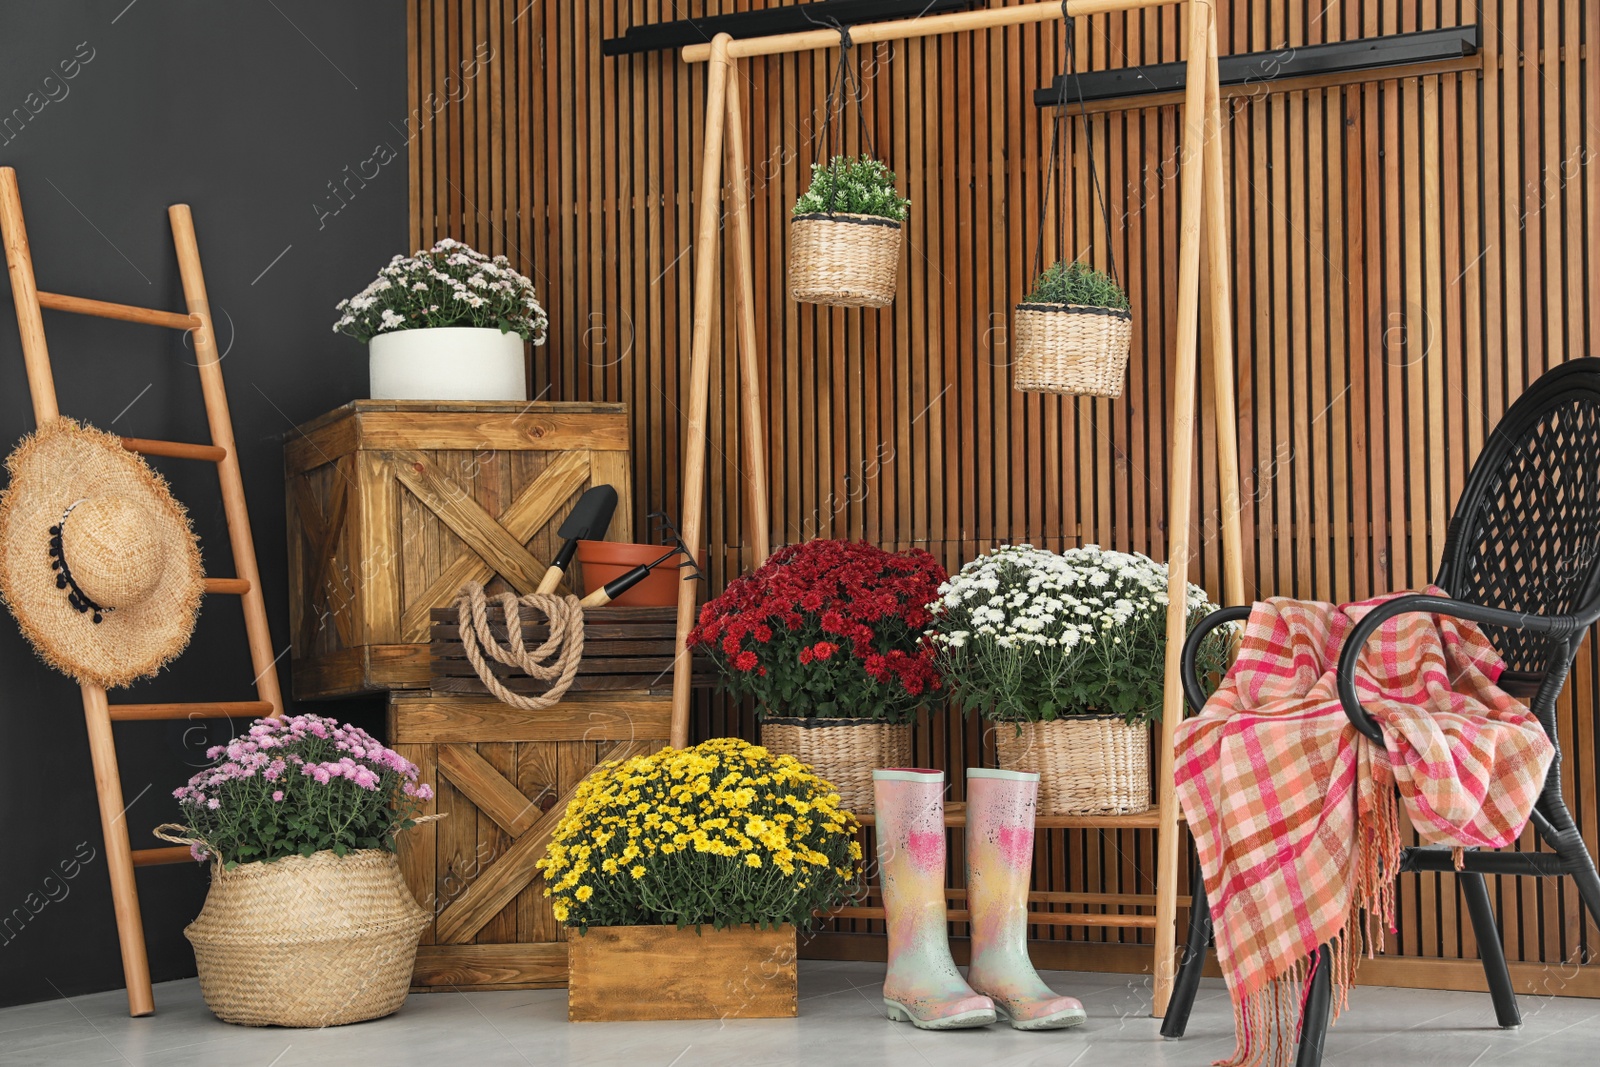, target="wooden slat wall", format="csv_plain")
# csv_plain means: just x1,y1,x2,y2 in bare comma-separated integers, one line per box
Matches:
408,0,1599,985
